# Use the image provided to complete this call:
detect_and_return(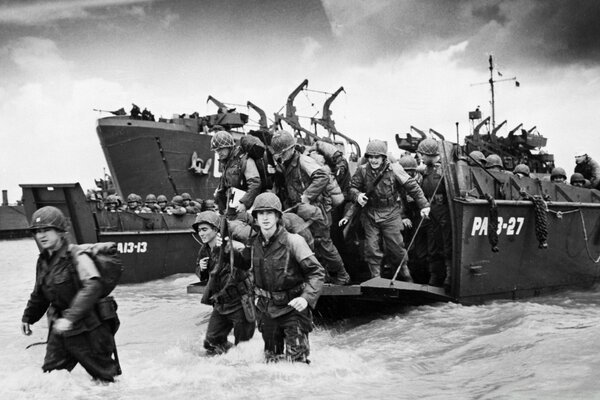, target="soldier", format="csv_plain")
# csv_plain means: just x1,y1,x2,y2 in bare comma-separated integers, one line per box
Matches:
211,130,262,220
166,195,187,215
21,206,121,382
485,154,505,172
156,195,169,213
342,140,429,279
270,130,350,285
105,195,121,212
574,151,600,189
570,173,587,187
144,194,161,213
550,167,567,183
125,193,142,213
181,193,201,214
193,211,255,355
467,150,487,167
418,138,452,287
202,199,219,212
240,193,325,363
513,164,531,178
